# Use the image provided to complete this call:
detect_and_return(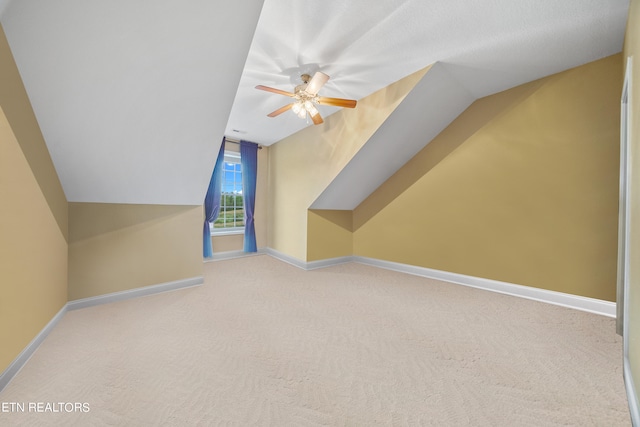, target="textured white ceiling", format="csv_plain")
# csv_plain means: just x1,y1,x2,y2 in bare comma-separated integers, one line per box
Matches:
227,0,629,146
0,0,629,207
